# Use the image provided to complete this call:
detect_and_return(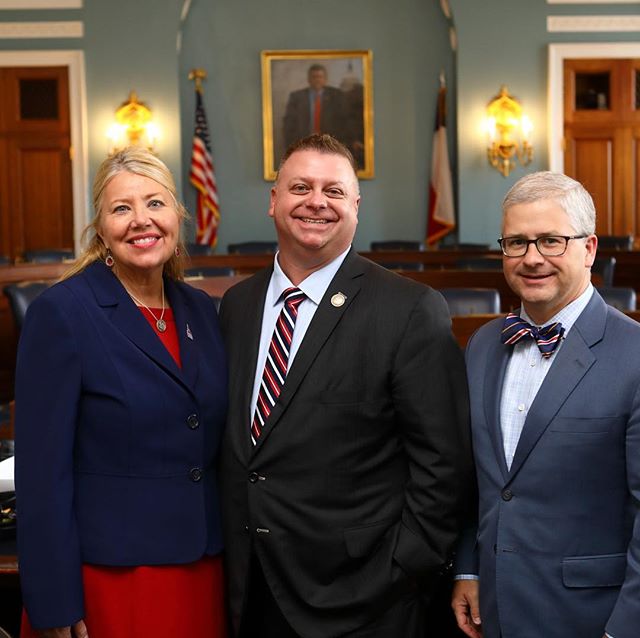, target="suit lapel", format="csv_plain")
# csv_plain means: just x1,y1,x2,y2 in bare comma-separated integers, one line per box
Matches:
85,262,193,394
483,333,512,482
251,252,365,454
231,269,272,458
165,279,198,390
507,292,607,482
